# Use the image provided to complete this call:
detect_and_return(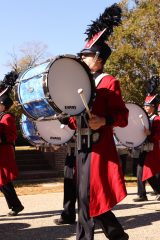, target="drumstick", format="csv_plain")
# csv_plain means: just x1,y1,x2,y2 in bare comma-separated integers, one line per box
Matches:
60,124,65,129
139,114,145,127
78,88,92,119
